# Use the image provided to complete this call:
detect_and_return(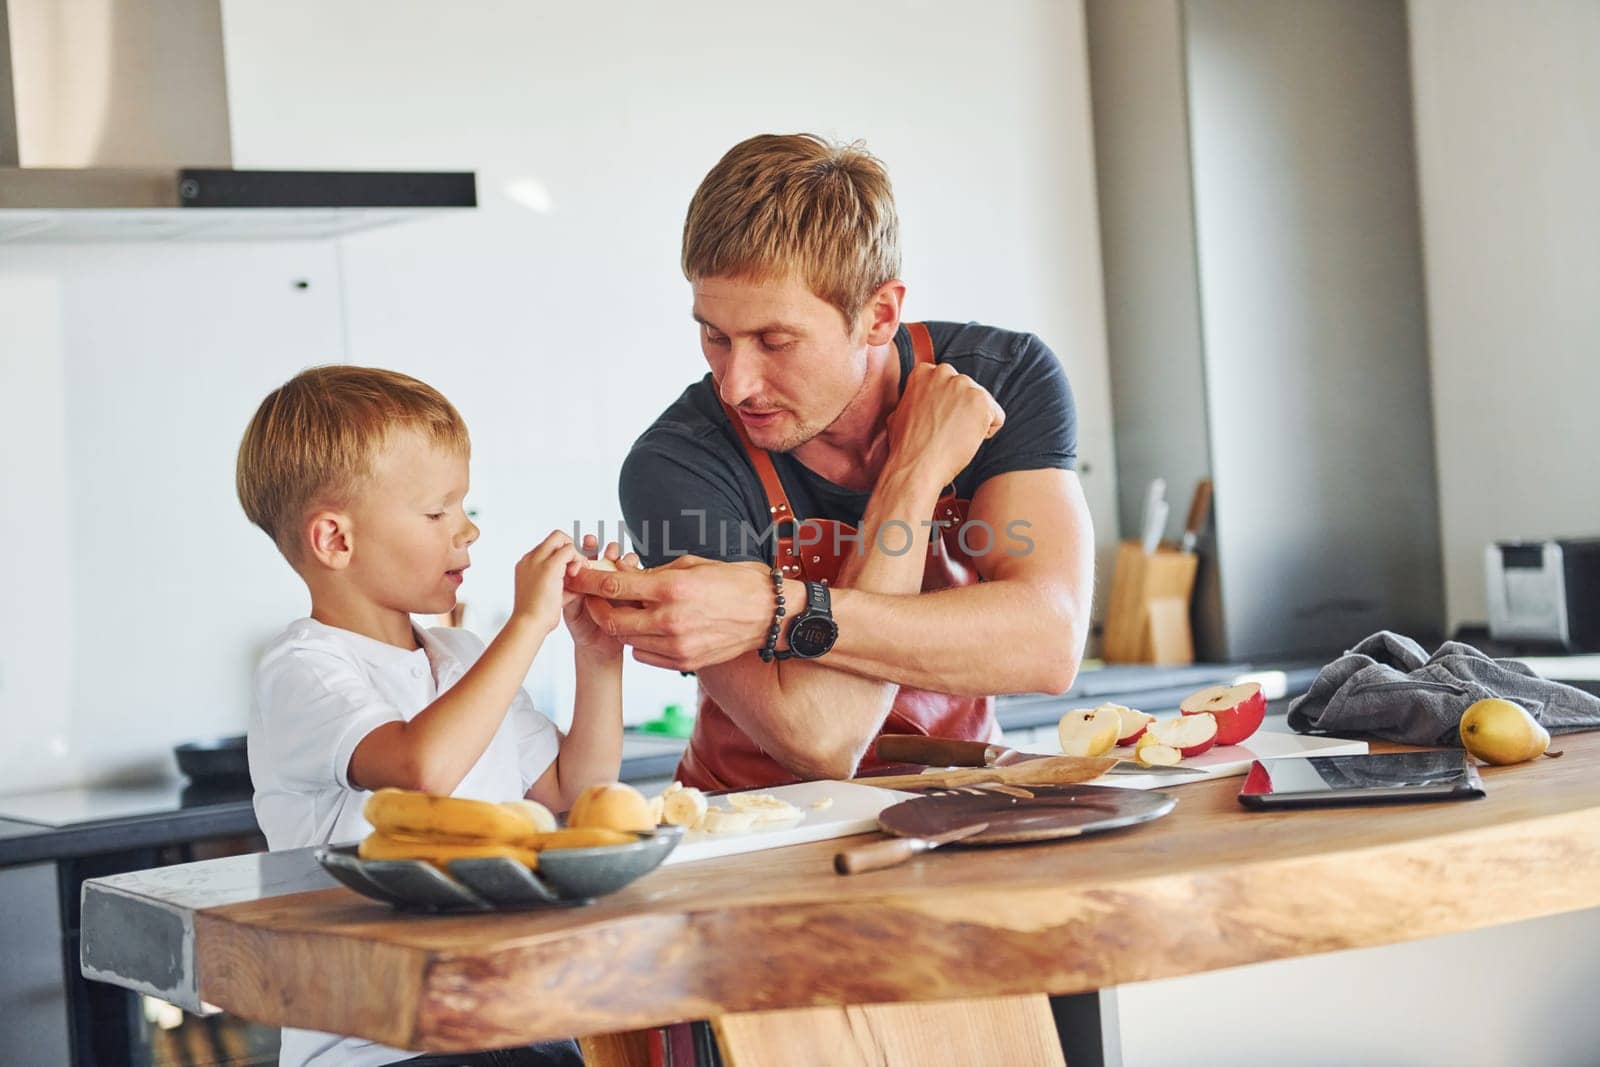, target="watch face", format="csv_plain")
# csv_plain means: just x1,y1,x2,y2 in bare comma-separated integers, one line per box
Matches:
789,615,839,658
